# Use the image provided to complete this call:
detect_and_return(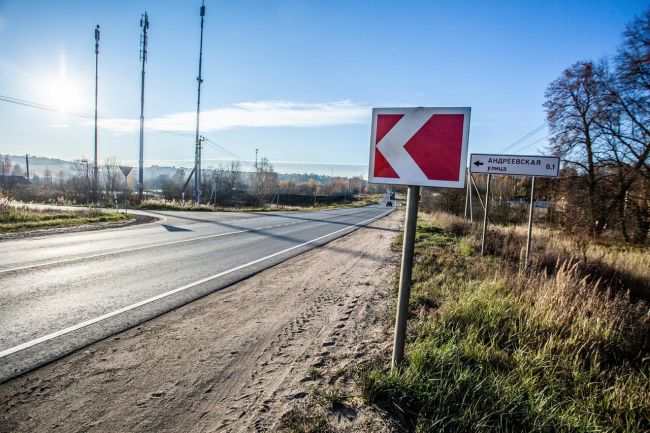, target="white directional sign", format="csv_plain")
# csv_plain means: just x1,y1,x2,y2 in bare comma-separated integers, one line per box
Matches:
369,107,471,188
470,154,560,177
